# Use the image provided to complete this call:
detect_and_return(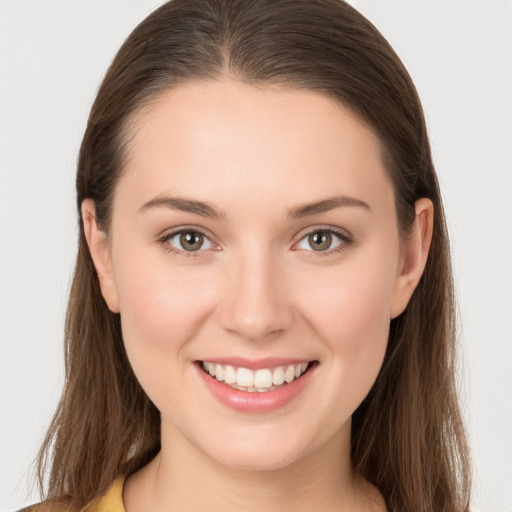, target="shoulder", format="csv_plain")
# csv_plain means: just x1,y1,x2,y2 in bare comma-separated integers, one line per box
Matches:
15,500,73,512
81,478,125,512
16,479,125,512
